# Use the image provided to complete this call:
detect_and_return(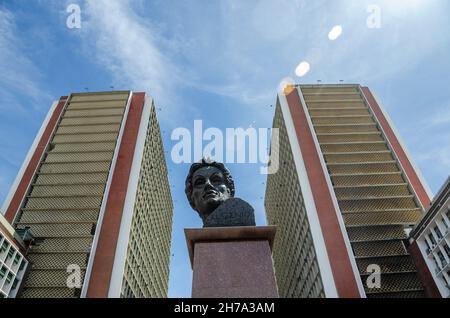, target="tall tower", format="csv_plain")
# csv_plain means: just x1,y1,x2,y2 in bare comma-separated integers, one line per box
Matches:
2,91,173,298
265,84,432,298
